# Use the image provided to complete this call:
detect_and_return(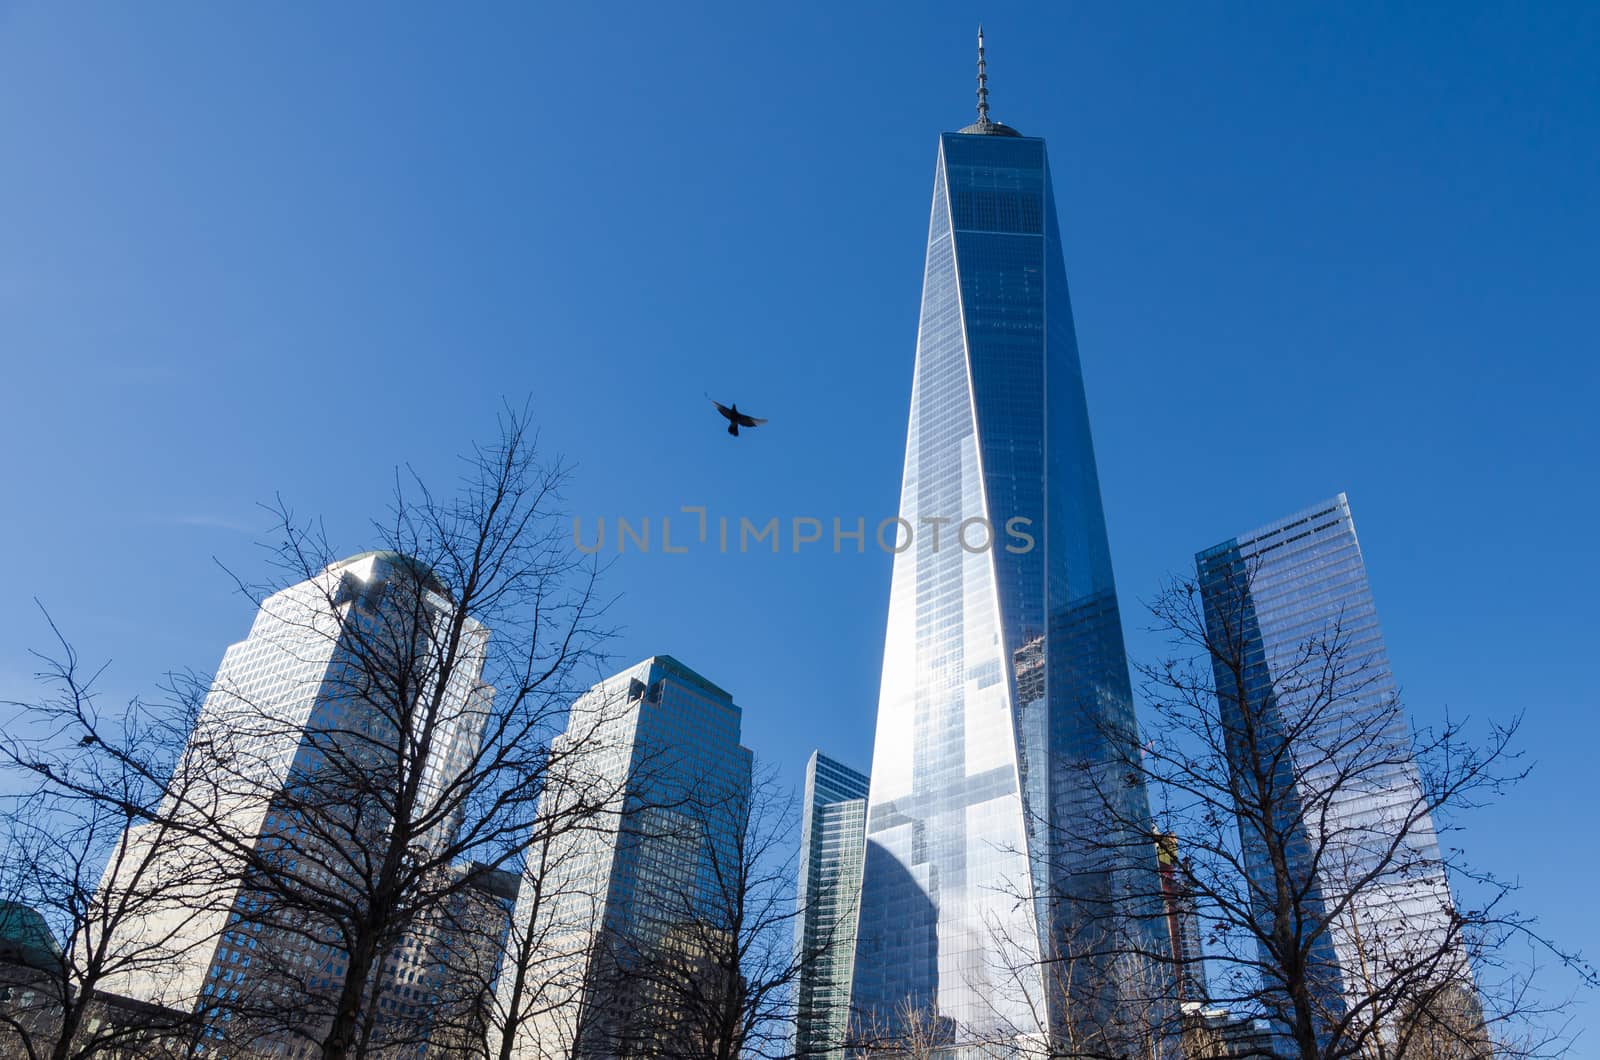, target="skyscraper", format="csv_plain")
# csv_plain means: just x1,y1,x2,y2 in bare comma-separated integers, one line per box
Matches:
496,656,753,1060
850,32,1161,1046
404,863,522,1055
1195,494,1467,1045
795,752,870,1059
96,550,493,1051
